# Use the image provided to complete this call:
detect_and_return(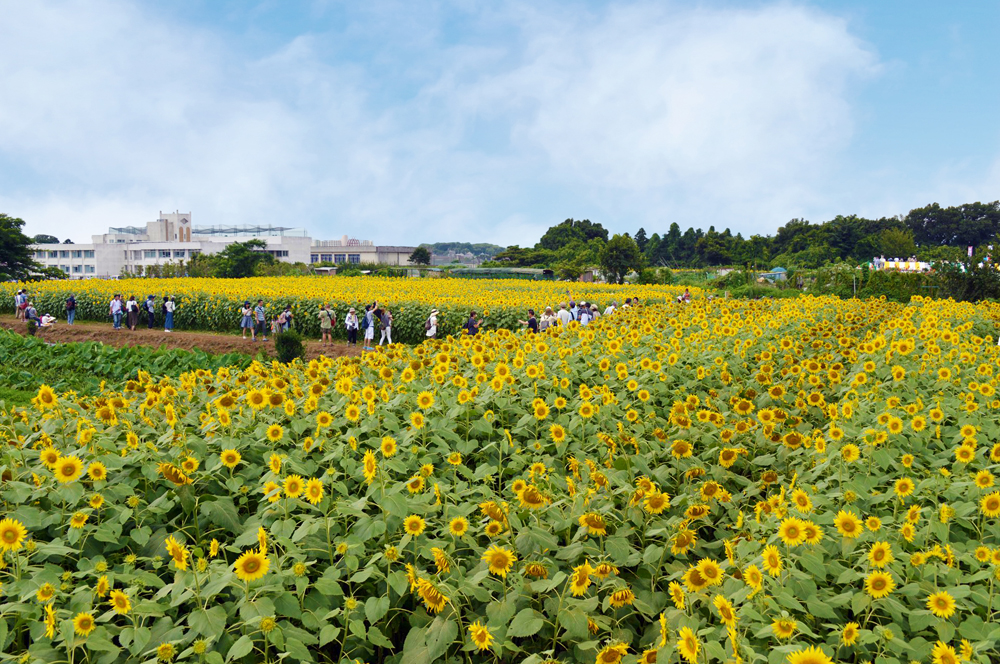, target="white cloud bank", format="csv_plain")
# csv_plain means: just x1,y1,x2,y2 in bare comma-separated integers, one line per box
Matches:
0,0,917,245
